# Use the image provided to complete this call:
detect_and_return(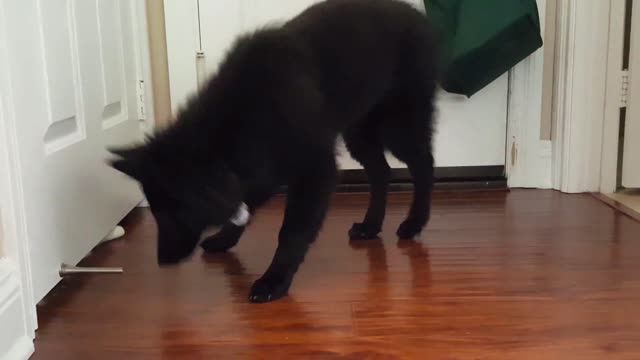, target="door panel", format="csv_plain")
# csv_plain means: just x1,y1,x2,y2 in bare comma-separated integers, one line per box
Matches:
96,0,129,129
0,0,145,302
39,0,85,154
